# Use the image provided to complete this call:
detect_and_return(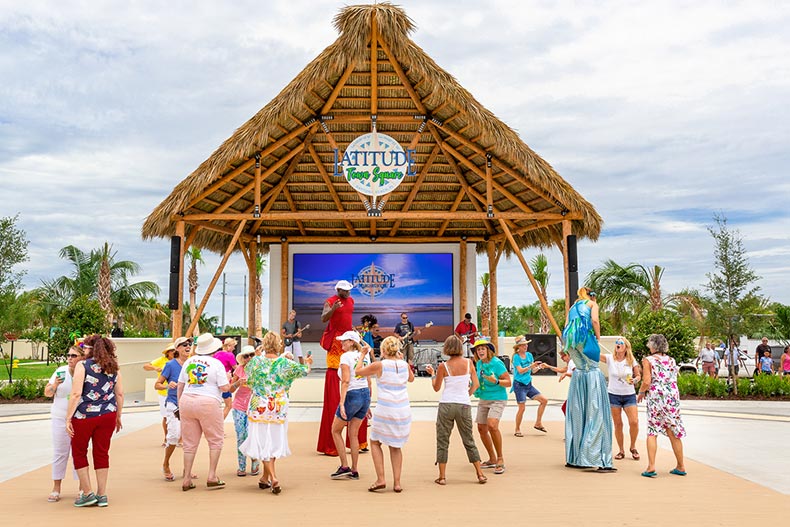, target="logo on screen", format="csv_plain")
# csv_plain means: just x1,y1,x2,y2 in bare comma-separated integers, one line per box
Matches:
352,263,395,298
